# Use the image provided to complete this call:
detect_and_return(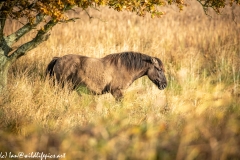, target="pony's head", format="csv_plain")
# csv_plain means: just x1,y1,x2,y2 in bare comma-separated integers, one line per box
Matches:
146,57,167,90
